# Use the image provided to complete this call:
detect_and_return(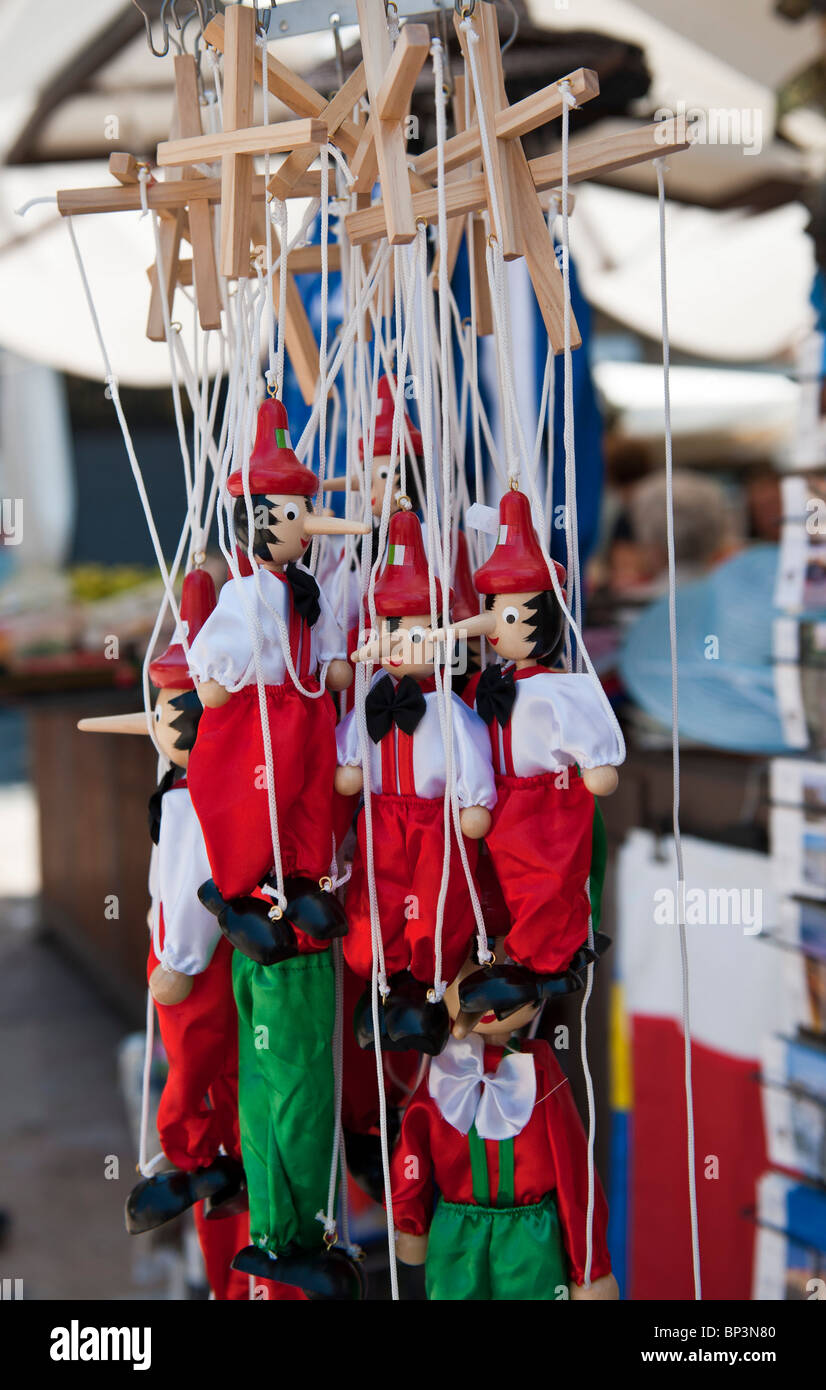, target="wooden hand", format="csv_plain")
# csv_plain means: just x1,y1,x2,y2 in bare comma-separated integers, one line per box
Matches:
149,964,194,1005
197,678,232,709
327,658,355,691
459,804,492,839
335,764,364,796
582,765,618,796
395,1230,429,1266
